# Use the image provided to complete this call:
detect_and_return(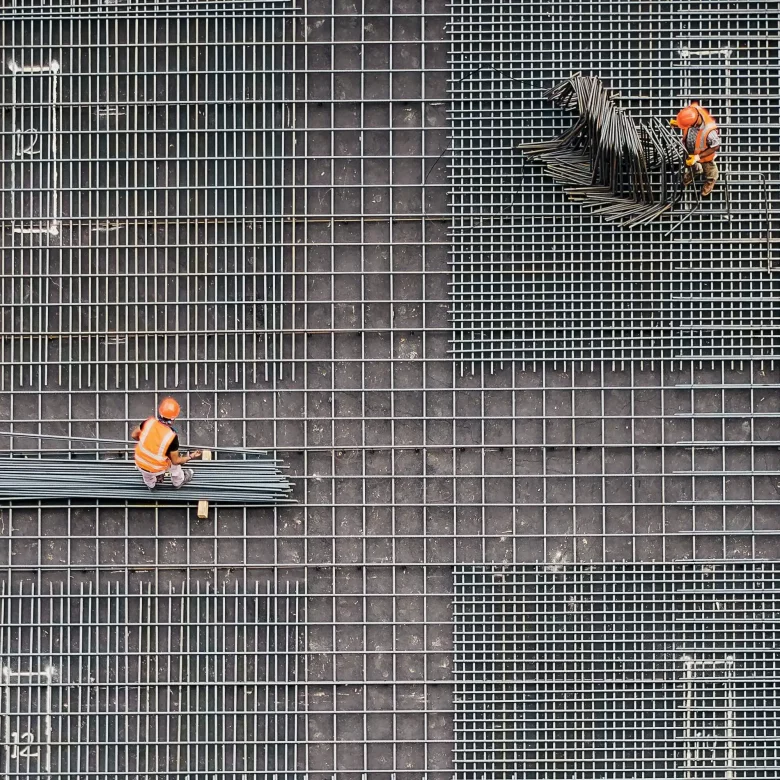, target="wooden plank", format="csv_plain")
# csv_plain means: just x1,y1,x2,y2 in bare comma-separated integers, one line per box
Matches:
197,450,213,518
